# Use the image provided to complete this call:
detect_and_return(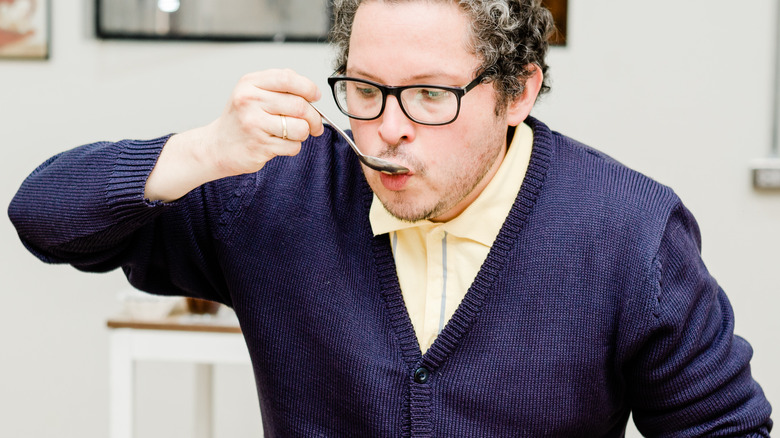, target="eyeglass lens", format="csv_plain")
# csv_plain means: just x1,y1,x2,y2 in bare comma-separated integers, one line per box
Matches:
333,80,460,124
